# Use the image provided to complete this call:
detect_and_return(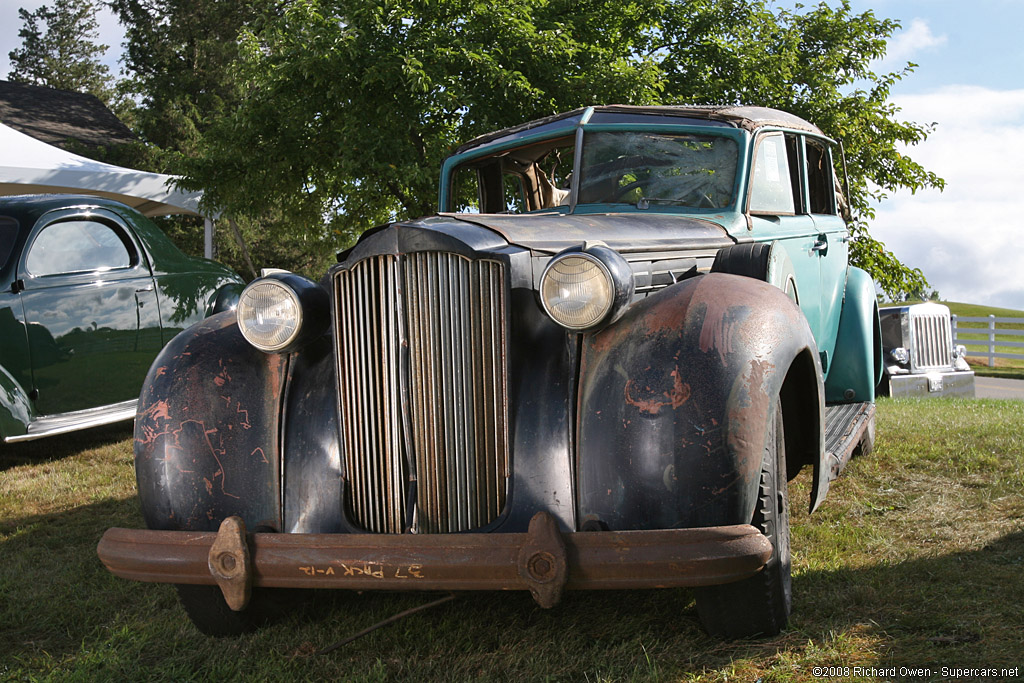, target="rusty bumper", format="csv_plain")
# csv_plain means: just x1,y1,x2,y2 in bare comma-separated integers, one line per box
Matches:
98,512,771,611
